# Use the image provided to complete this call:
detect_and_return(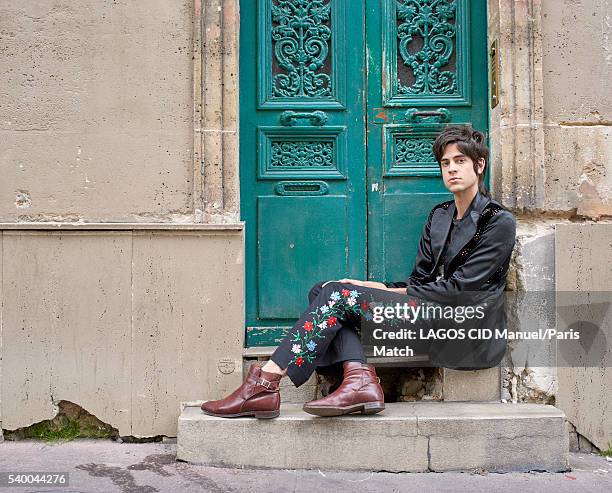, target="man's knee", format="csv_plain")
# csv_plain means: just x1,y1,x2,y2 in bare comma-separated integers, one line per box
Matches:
308,280,327,303
309,280,354,305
